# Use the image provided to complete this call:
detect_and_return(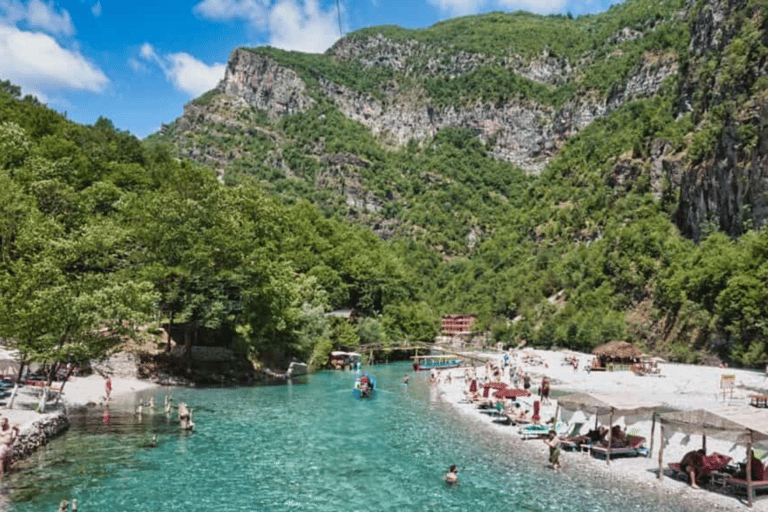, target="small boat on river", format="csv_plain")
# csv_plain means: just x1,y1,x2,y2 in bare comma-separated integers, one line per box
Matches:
353,374,376,400
412,354,462,371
